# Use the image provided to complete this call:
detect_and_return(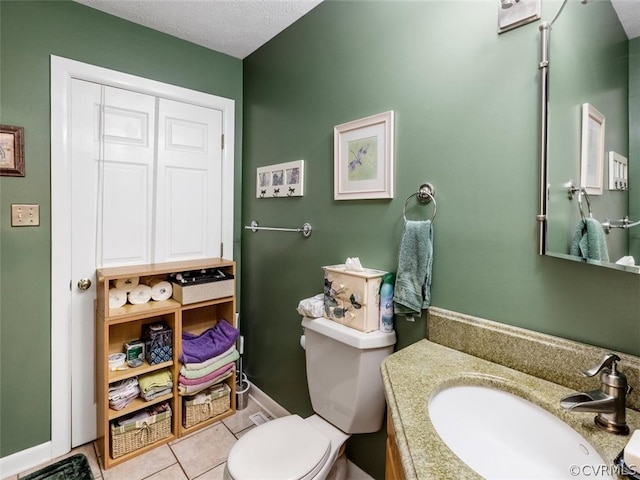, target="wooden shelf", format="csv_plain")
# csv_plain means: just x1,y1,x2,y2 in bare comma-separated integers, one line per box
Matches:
108,393,174,421
108,360,173,383
96,258,236,469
